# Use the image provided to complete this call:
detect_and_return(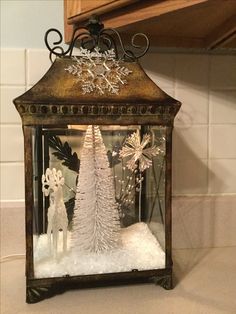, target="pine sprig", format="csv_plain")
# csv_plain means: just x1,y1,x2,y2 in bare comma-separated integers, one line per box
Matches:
65,196,75,225
48,135,80,172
